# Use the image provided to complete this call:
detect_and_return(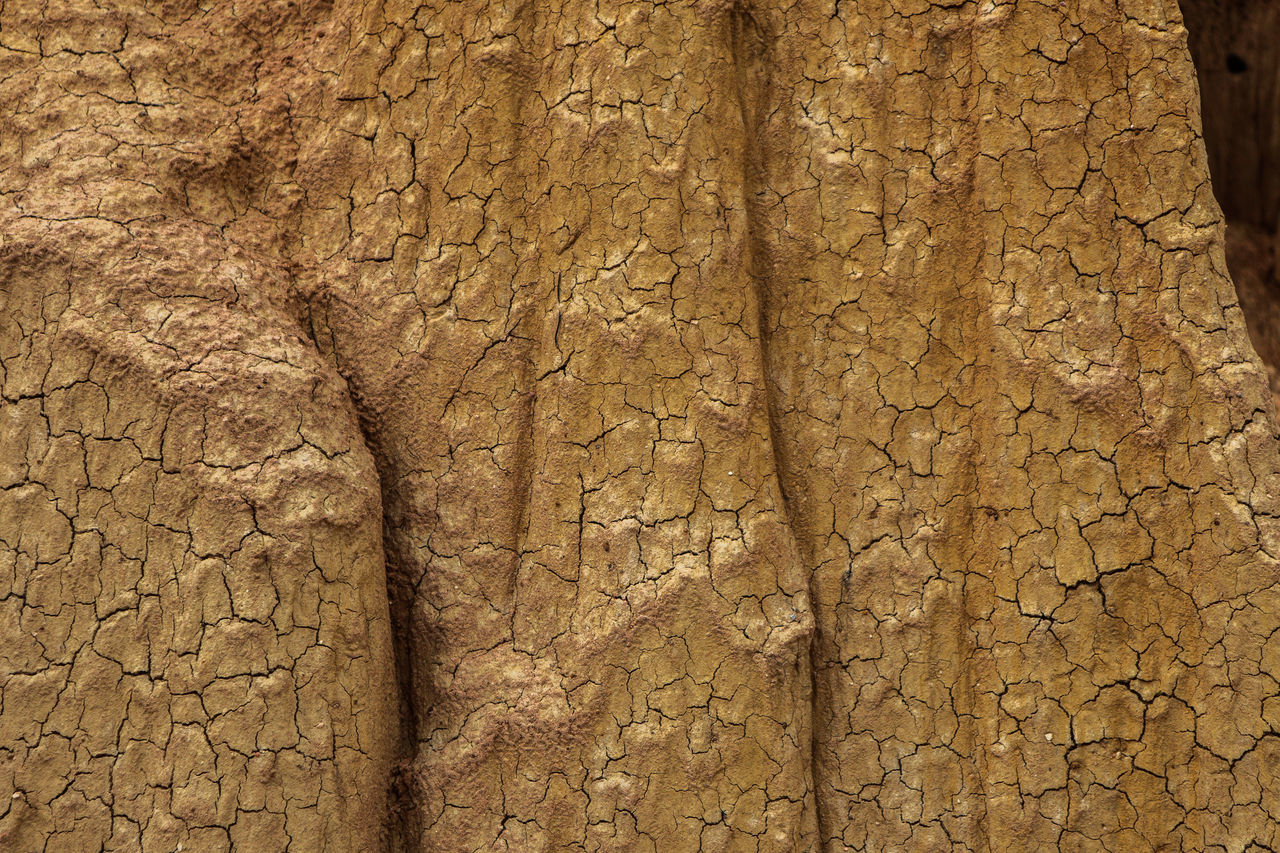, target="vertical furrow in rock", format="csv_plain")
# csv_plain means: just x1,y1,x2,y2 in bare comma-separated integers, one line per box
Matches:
295,286,424,850
728,0,824,838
